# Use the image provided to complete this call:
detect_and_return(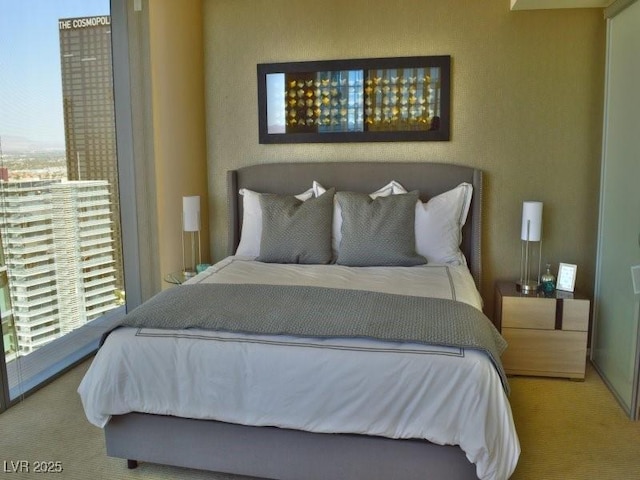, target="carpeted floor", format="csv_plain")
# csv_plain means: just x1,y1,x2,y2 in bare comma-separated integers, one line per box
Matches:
1,359,639,479
508,365,640,479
